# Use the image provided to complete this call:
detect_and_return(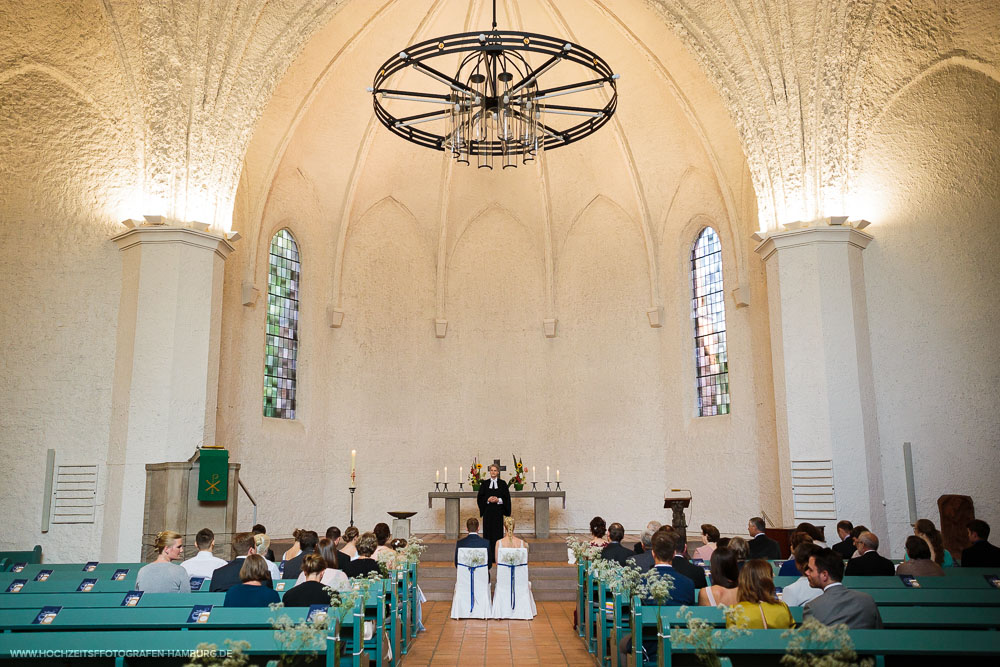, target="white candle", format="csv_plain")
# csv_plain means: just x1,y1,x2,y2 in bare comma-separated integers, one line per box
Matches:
532,466,536,482
556,469,560,482
351,449,356,472
436,469,440,482
546,466,550,482
444,466,448,483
